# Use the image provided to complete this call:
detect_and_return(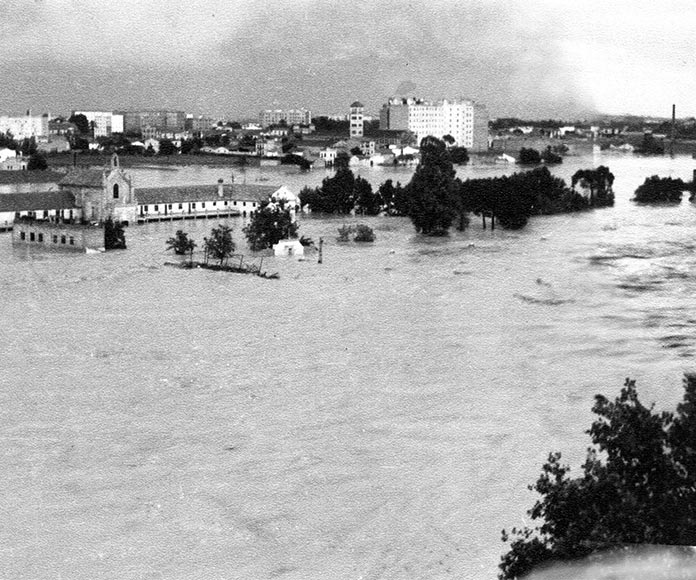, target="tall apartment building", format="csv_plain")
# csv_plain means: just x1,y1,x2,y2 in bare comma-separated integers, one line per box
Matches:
259,108,312,128
379,97,489,152
72,111,124,137
119,110,186,136
0,112,49,141
349,101,364,138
